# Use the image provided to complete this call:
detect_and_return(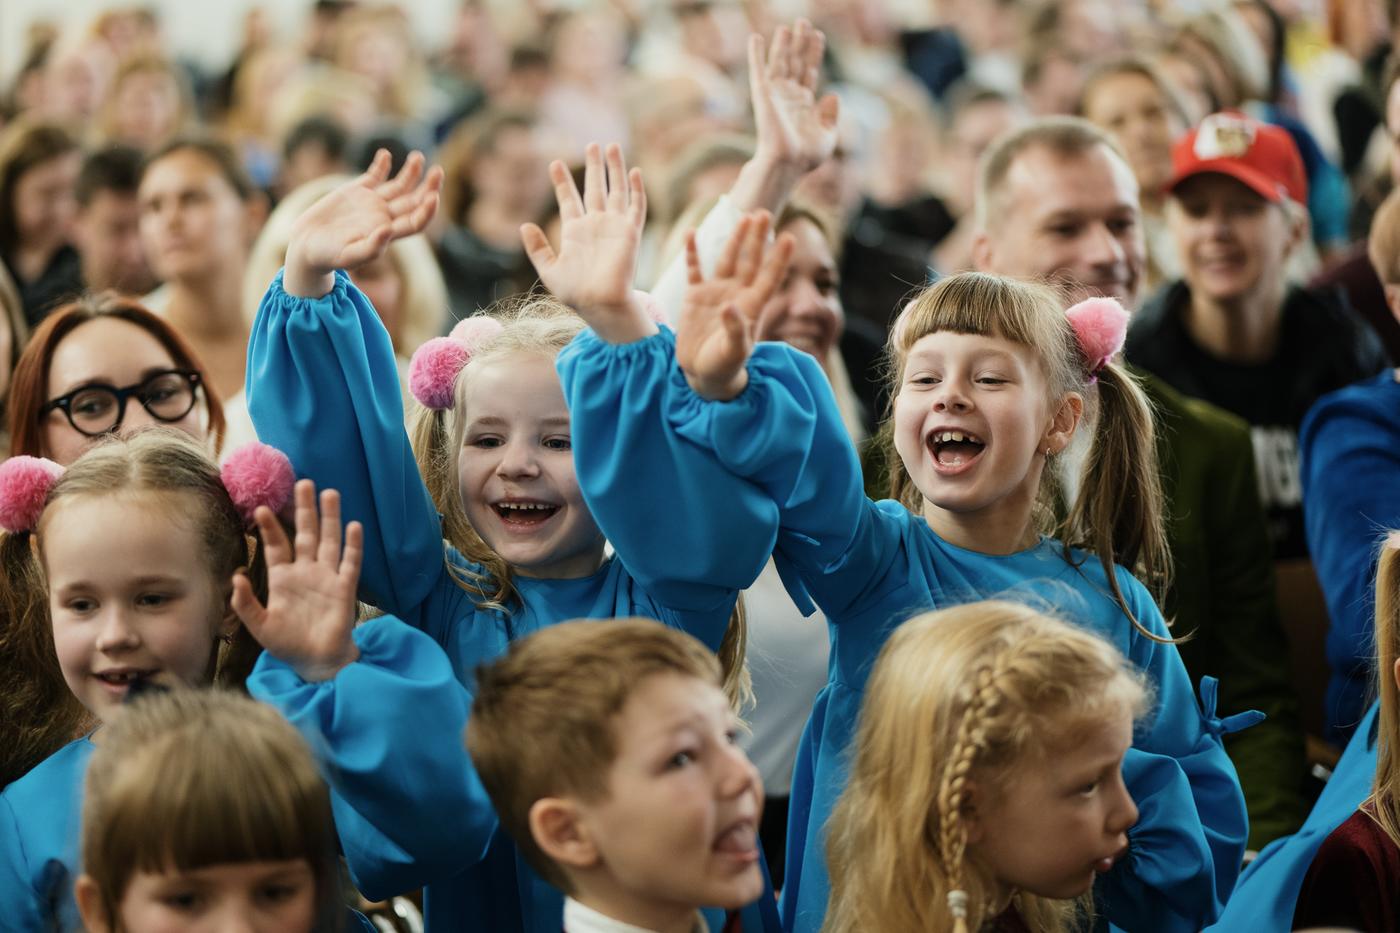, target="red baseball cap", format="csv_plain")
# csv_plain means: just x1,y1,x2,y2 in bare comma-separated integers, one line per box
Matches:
1166,111,1307,204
